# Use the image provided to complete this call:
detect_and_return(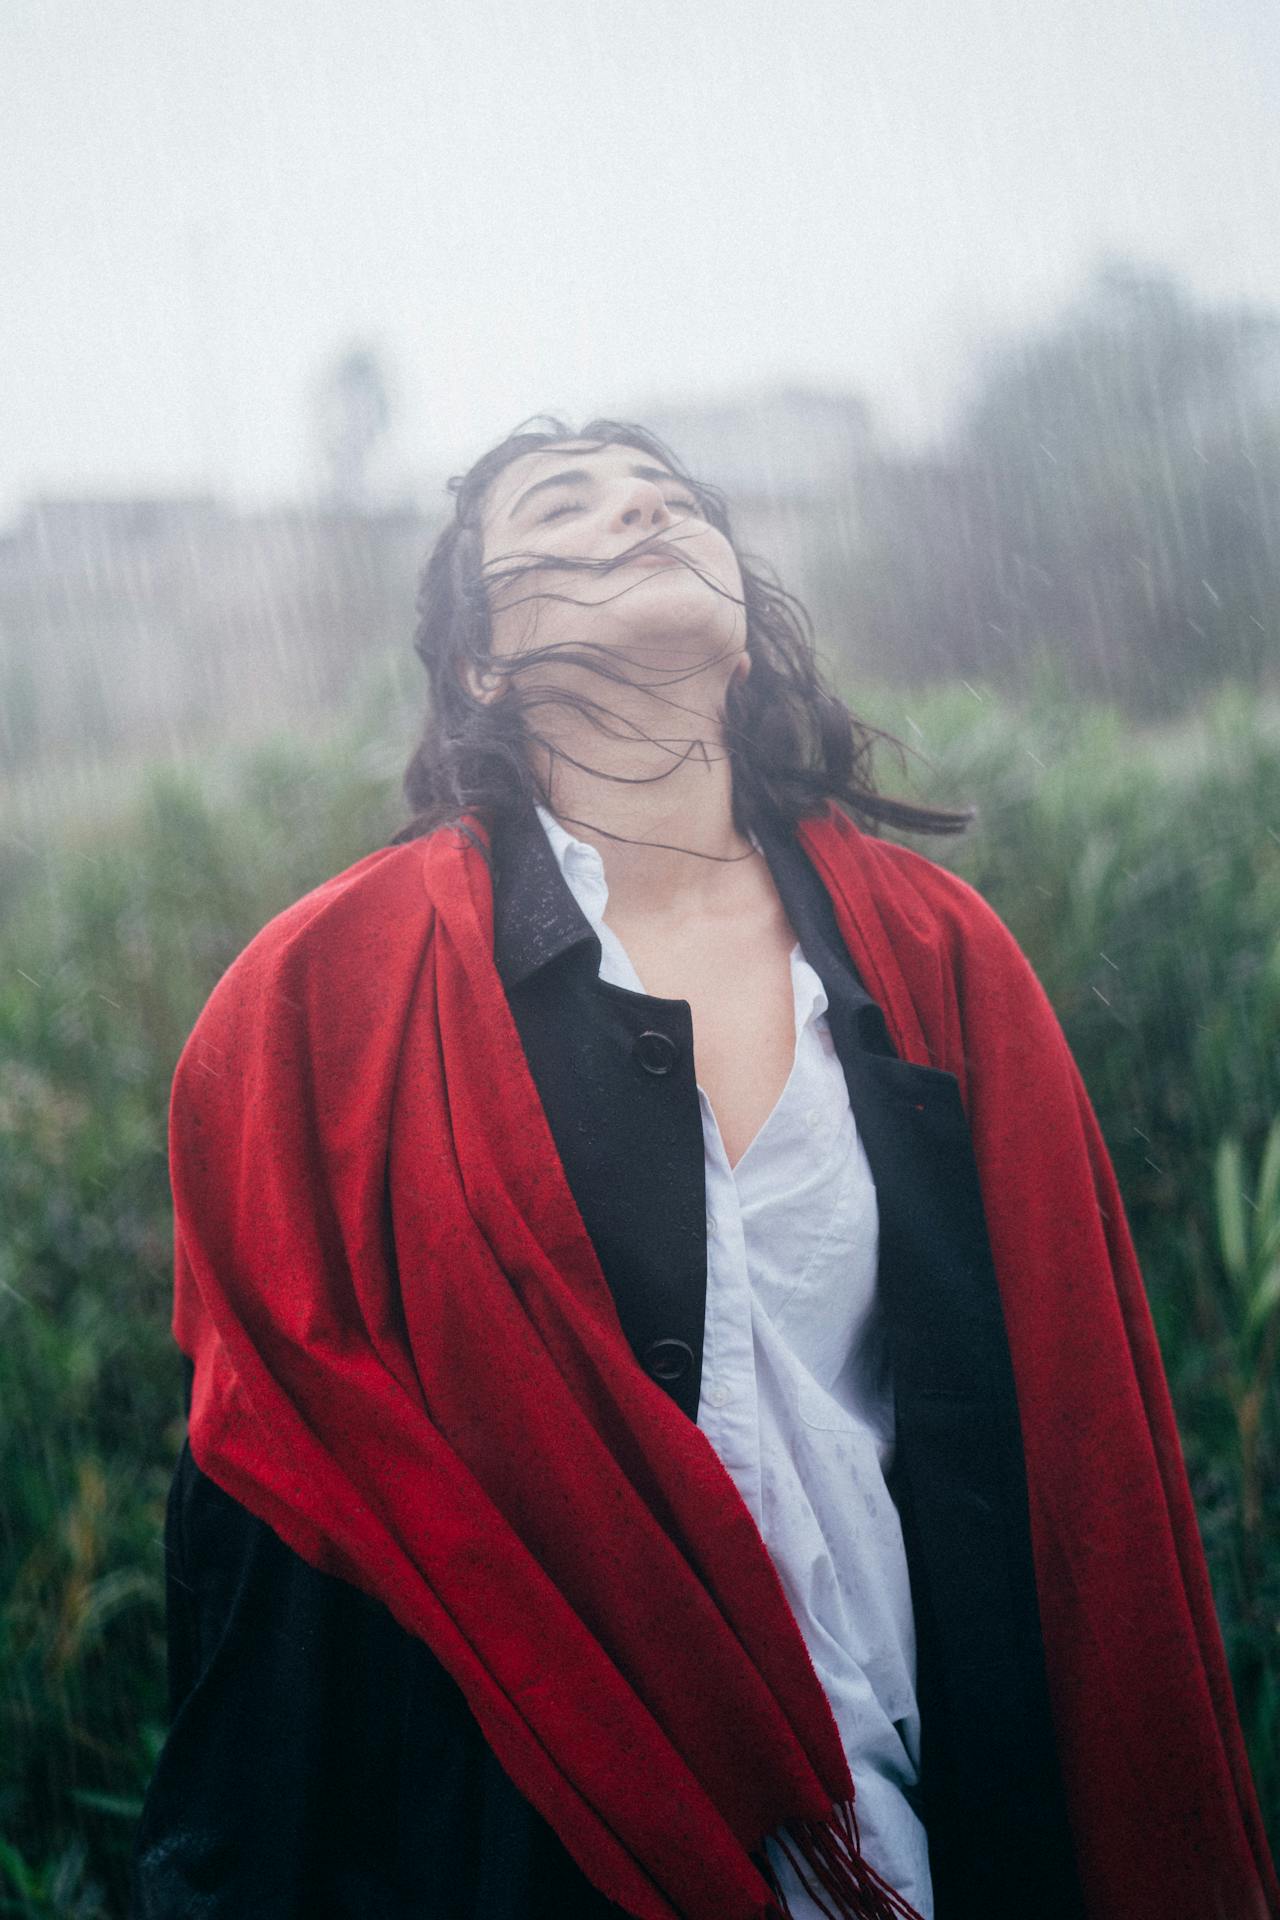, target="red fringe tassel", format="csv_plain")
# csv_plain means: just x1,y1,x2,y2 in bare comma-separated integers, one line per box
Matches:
767,1800,927,1920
